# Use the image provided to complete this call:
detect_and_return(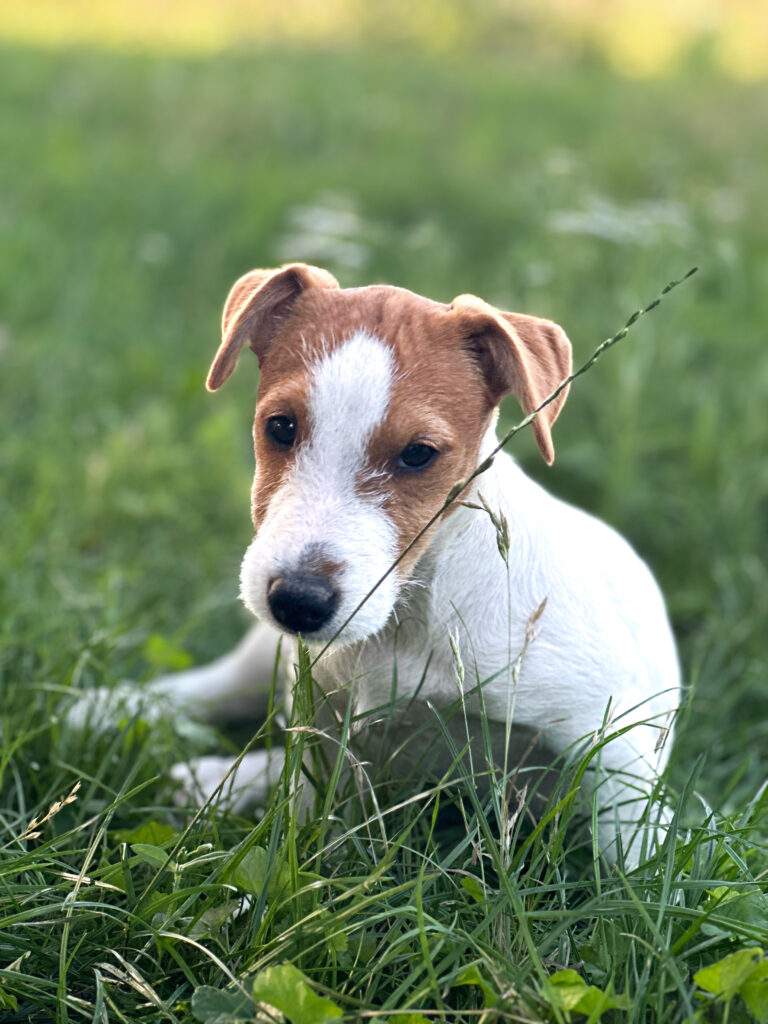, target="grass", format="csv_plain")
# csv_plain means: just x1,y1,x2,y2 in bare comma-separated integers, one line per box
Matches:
0,33,767,1023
